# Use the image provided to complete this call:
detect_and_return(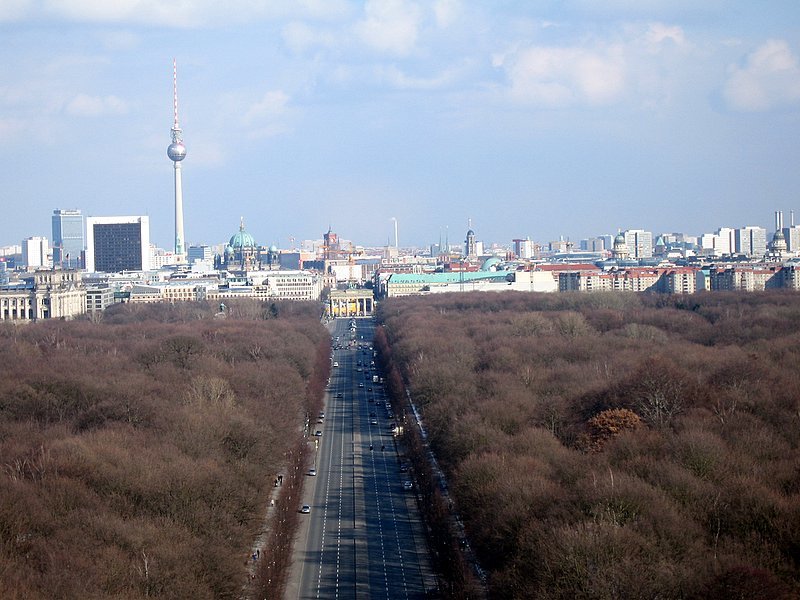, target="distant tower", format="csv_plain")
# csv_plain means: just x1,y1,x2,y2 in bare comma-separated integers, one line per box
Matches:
465,219,476,257
167,59,187,263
